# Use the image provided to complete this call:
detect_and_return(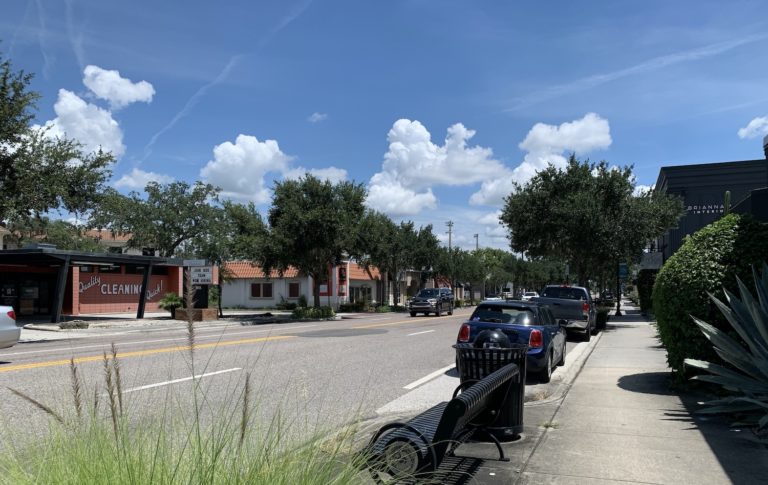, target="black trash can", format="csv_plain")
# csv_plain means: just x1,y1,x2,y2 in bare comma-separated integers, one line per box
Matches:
453,343,527,441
